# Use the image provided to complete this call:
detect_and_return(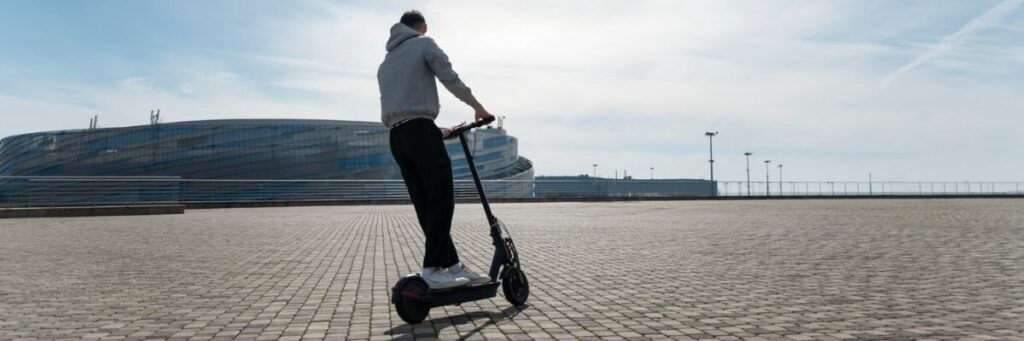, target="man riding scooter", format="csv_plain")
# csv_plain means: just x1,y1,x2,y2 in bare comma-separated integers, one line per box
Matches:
377,10,494,289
